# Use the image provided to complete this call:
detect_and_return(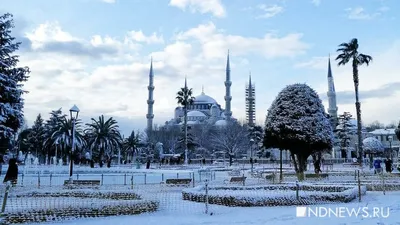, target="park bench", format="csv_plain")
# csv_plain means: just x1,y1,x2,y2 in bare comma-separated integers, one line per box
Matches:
224,176,246,186
228,169,241,176
343,162,361,167
161,178,192,187
322,163,334,171
63,180,101,188
305,173,329,179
